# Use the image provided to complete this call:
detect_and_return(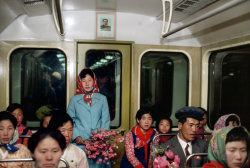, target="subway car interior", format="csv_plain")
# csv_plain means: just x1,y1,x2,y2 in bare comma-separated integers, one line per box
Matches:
1,0,250,167
0,0,250,142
